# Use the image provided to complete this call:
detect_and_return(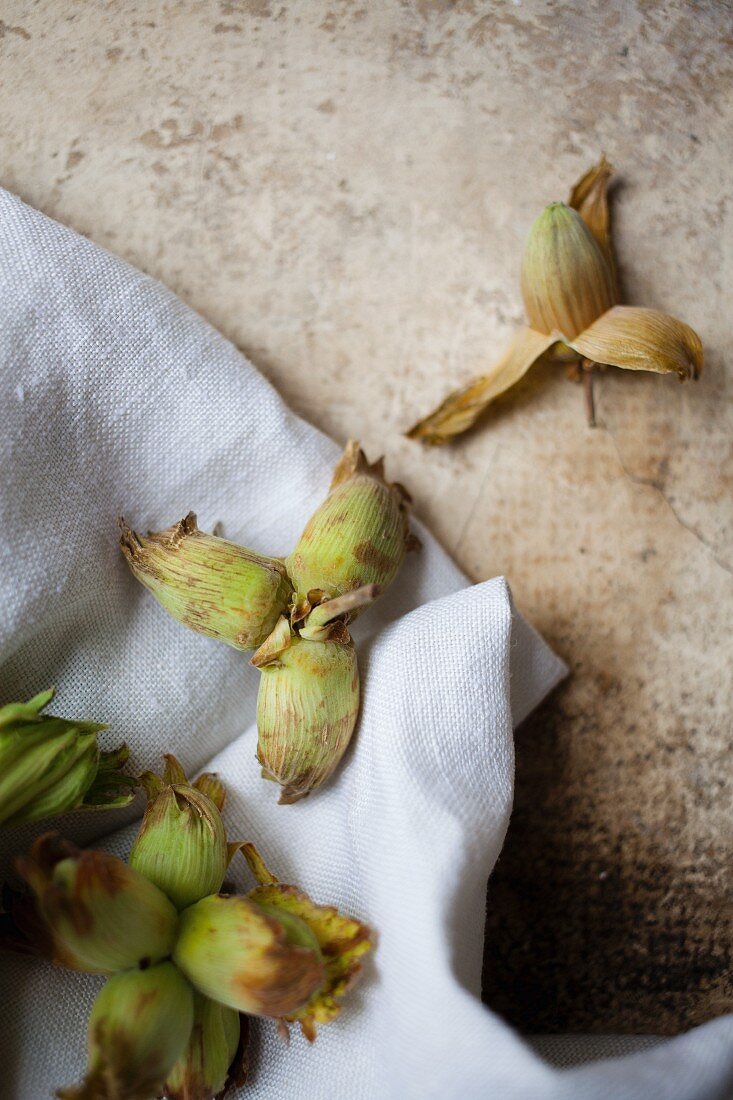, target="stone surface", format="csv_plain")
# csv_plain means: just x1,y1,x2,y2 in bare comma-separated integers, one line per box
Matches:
1,0,730,1035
